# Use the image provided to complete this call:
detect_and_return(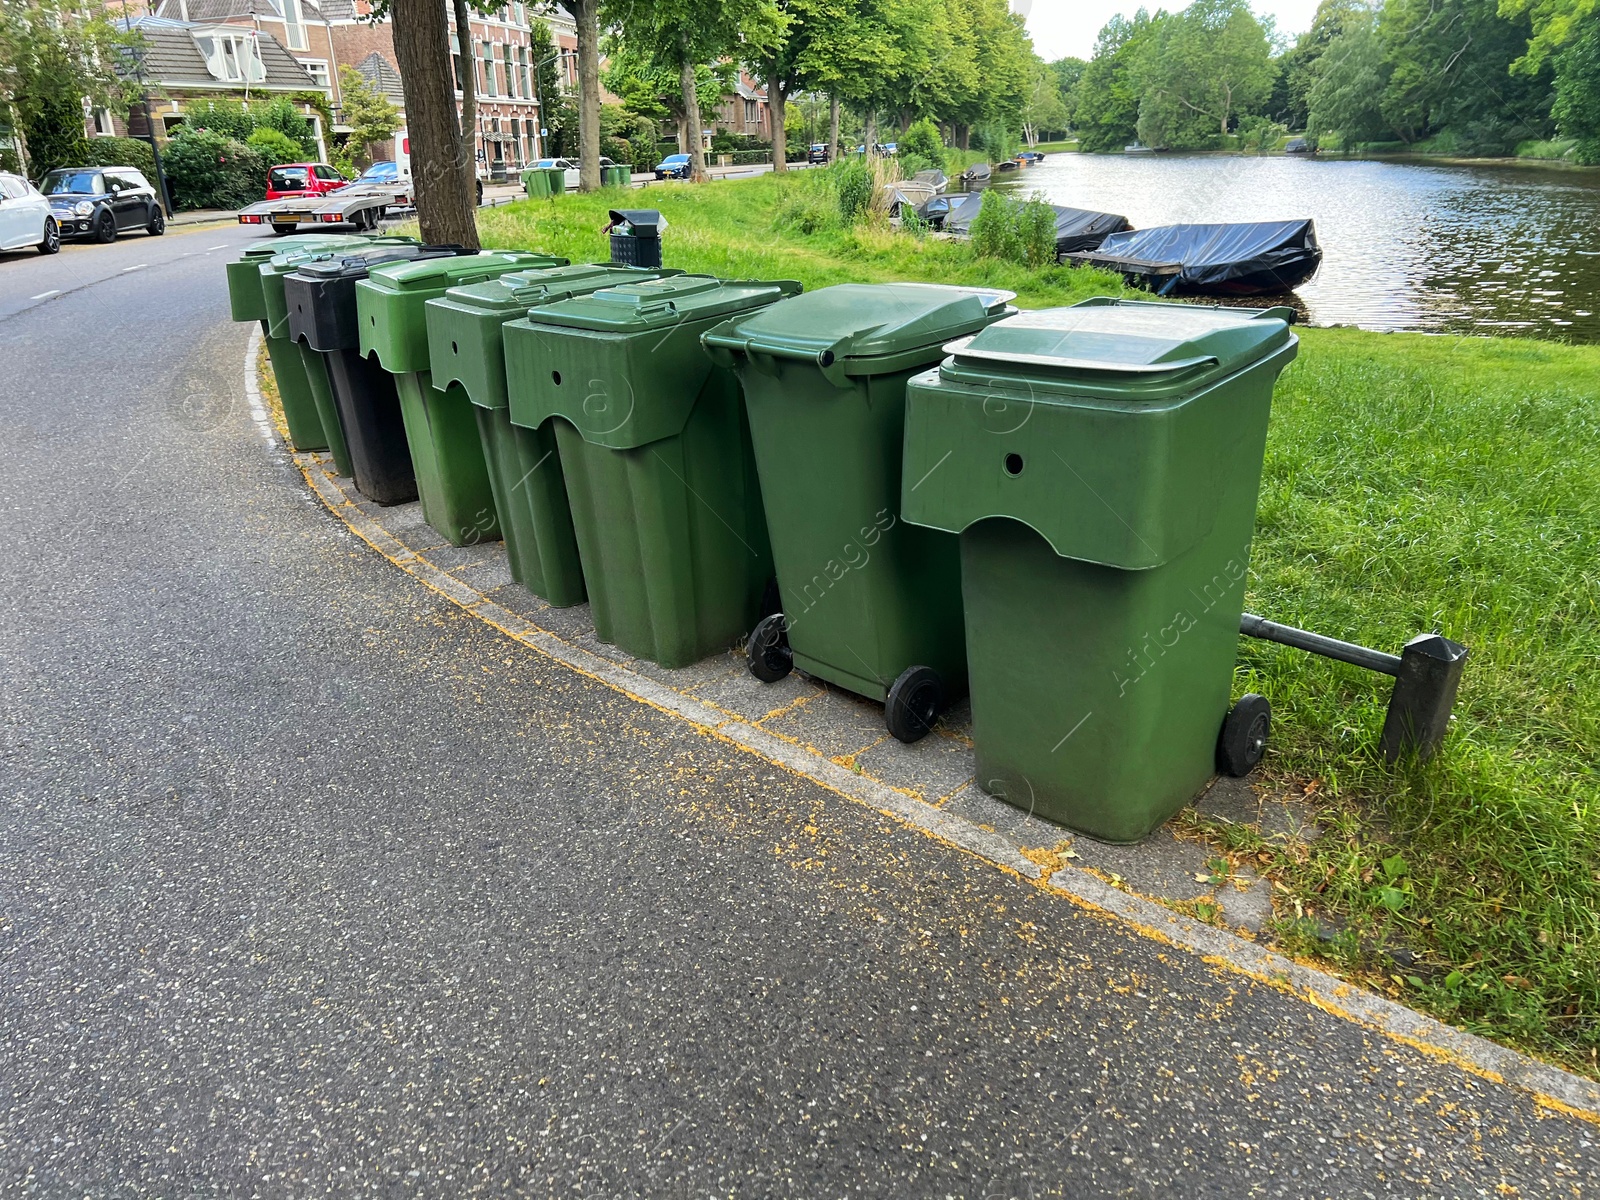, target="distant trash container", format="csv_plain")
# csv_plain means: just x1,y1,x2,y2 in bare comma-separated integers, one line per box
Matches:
522,168,552,198
605,208,664,268
601,165,633,188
